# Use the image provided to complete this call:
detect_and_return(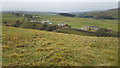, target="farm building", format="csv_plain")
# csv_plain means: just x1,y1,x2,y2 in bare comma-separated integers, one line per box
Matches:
41,20,53,24
30,20,38,23
80,26,100,31
30,20,52,24
22,14,25,16
58,22,65,27
32,15,39,19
